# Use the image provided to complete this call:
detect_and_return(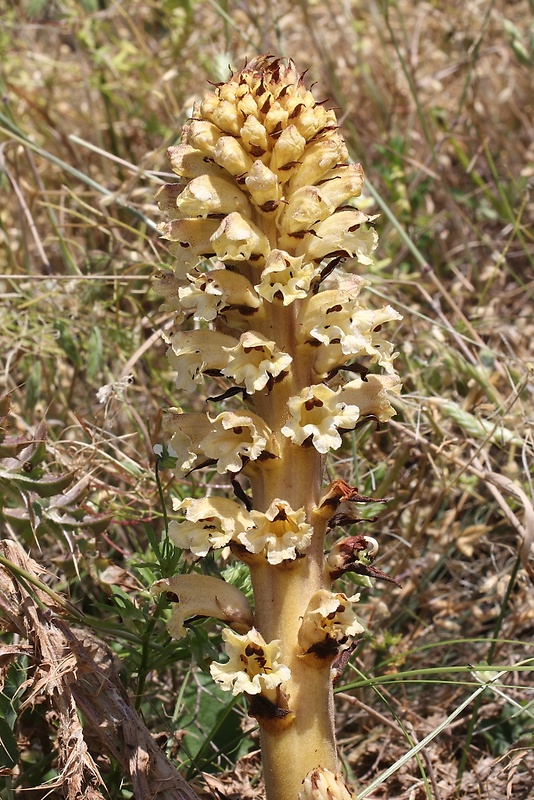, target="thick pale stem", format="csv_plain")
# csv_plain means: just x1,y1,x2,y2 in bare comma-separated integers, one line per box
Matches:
249,523,337,800
247,299,337,800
